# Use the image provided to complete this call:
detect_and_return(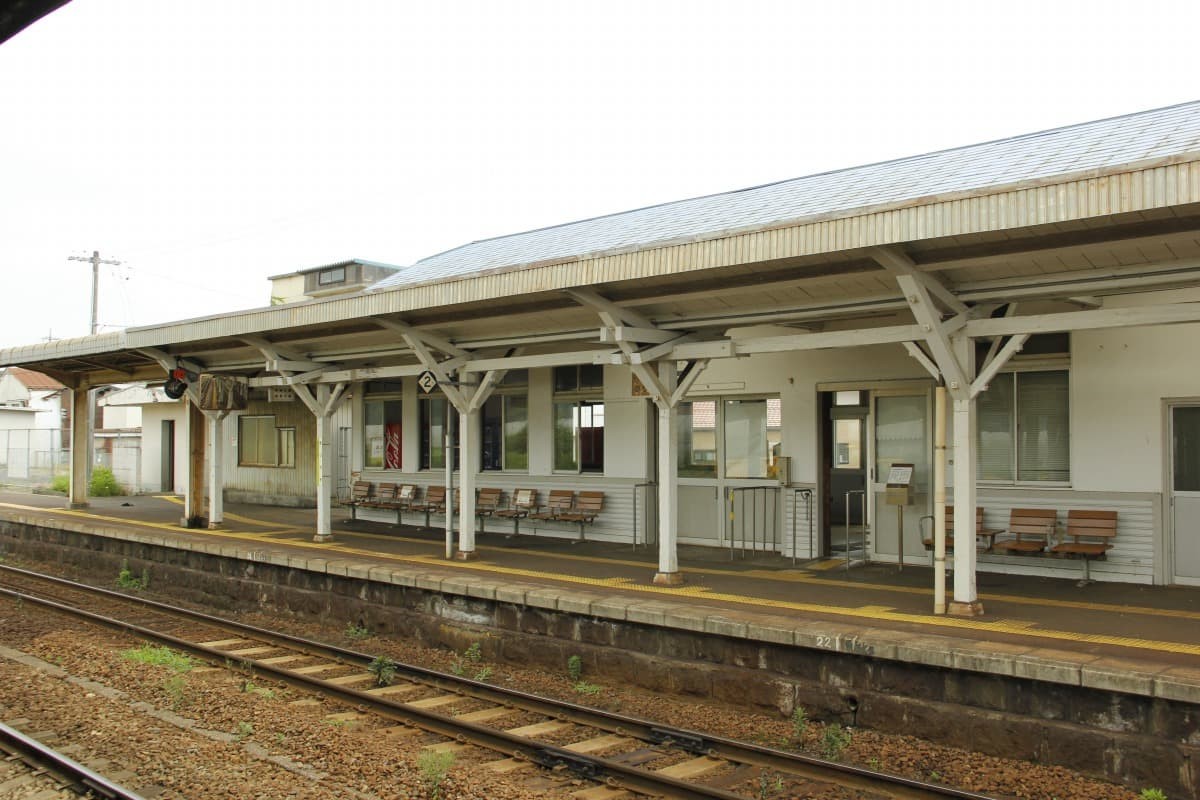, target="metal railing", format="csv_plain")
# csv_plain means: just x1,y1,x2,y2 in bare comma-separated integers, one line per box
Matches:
789,486,814,565
632,482,657,549
727,486,781,559
842,489,868,570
